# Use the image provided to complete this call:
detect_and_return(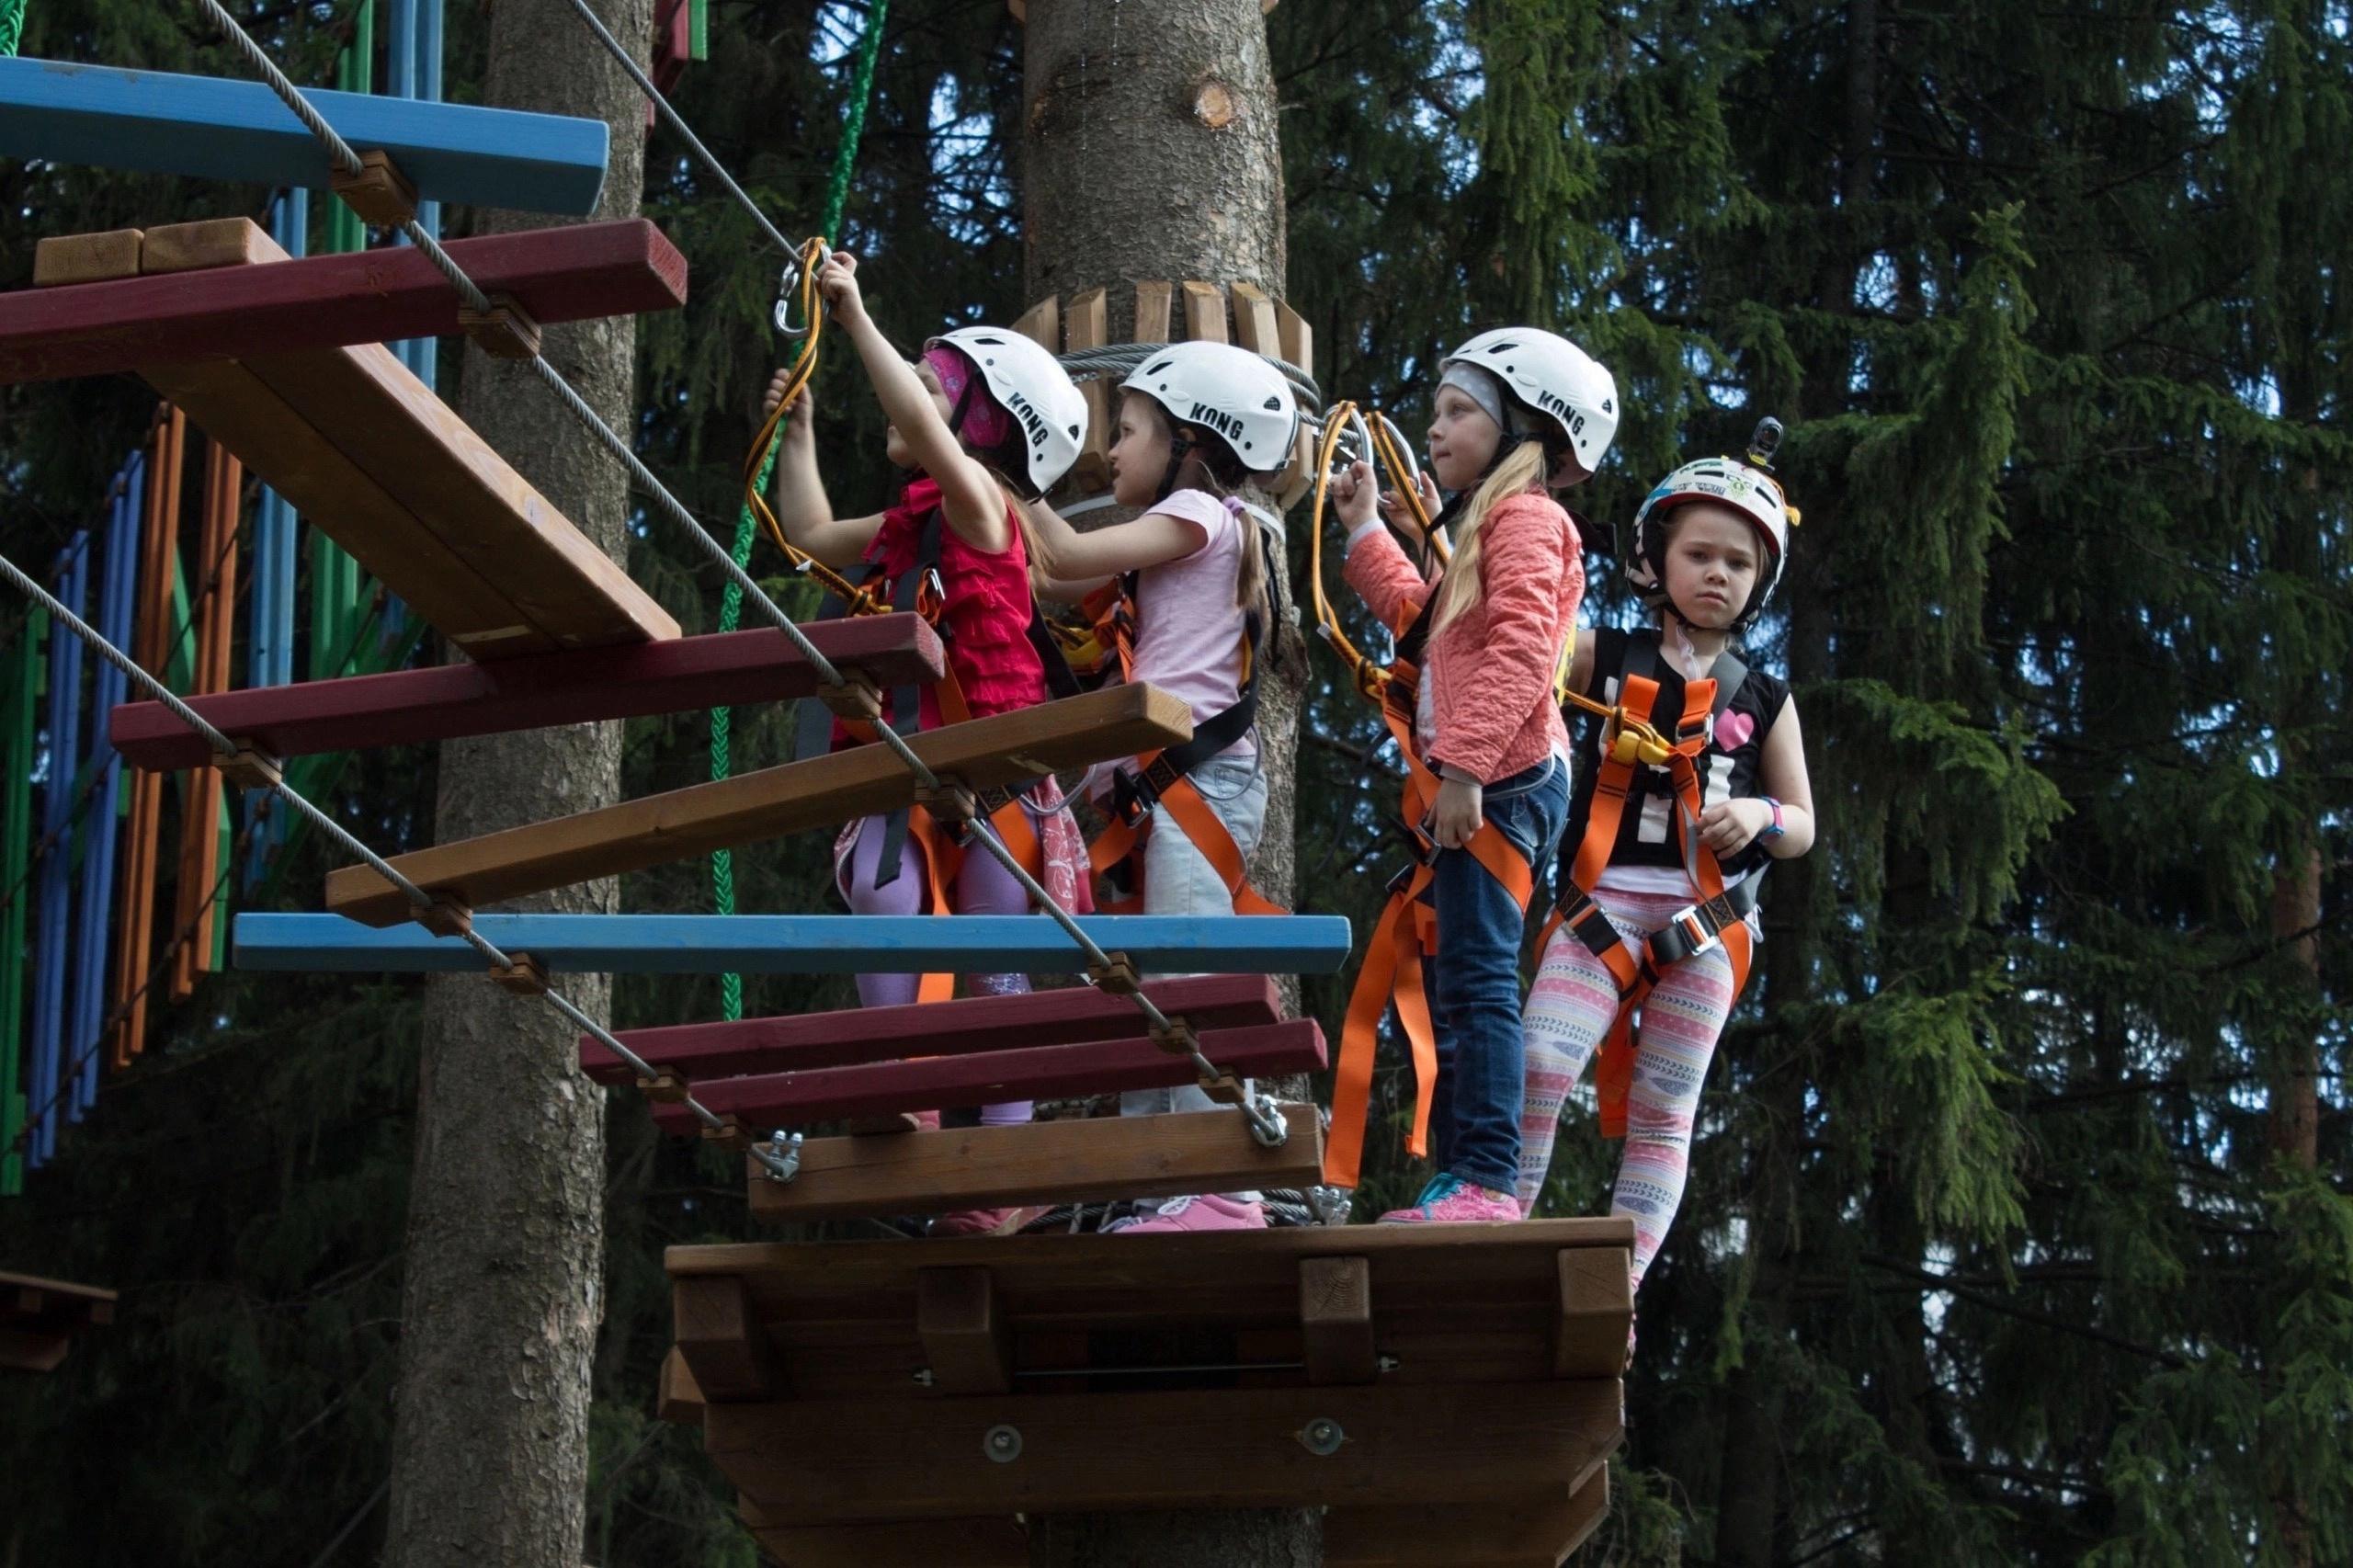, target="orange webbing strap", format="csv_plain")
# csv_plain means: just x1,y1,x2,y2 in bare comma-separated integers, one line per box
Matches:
1086,762,1282,916
1324,679,1538,1187
901,790,1049,1004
